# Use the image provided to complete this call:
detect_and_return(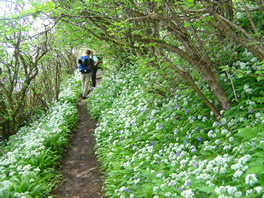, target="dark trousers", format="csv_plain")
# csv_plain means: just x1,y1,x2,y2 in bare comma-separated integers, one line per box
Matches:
92,68,97,87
